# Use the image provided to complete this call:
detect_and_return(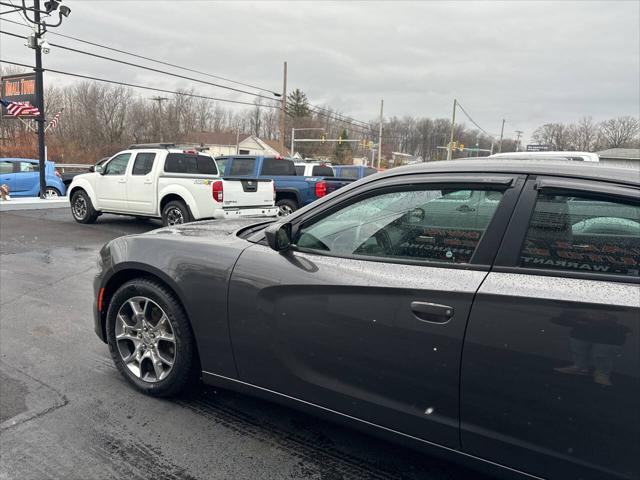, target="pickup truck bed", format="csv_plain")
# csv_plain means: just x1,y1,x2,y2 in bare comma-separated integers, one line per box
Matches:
218,155,354,215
